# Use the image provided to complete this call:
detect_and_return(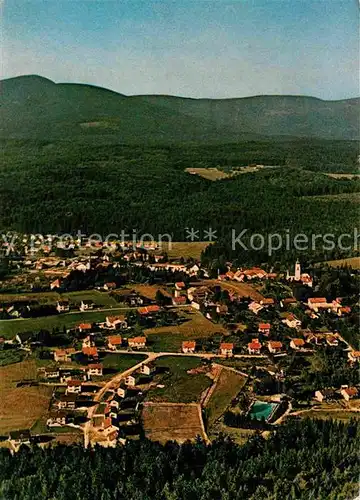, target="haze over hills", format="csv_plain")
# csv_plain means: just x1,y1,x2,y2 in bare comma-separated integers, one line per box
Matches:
0,75,359,141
